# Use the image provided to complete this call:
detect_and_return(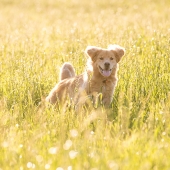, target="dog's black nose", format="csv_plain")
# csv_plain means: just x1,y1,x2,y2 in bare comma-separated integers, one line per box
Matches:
104,62,110,70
